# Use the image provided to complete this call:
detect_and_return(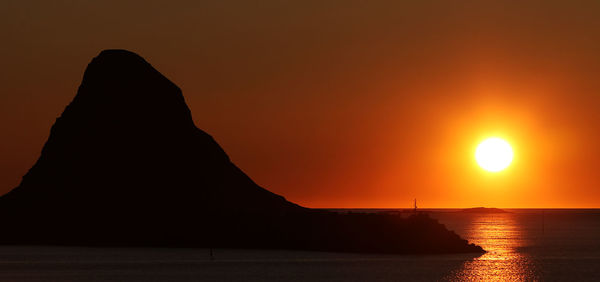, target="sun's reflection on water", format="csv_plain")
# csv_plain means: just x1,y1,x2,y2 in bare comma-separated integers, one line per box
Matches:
446,213,538,281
